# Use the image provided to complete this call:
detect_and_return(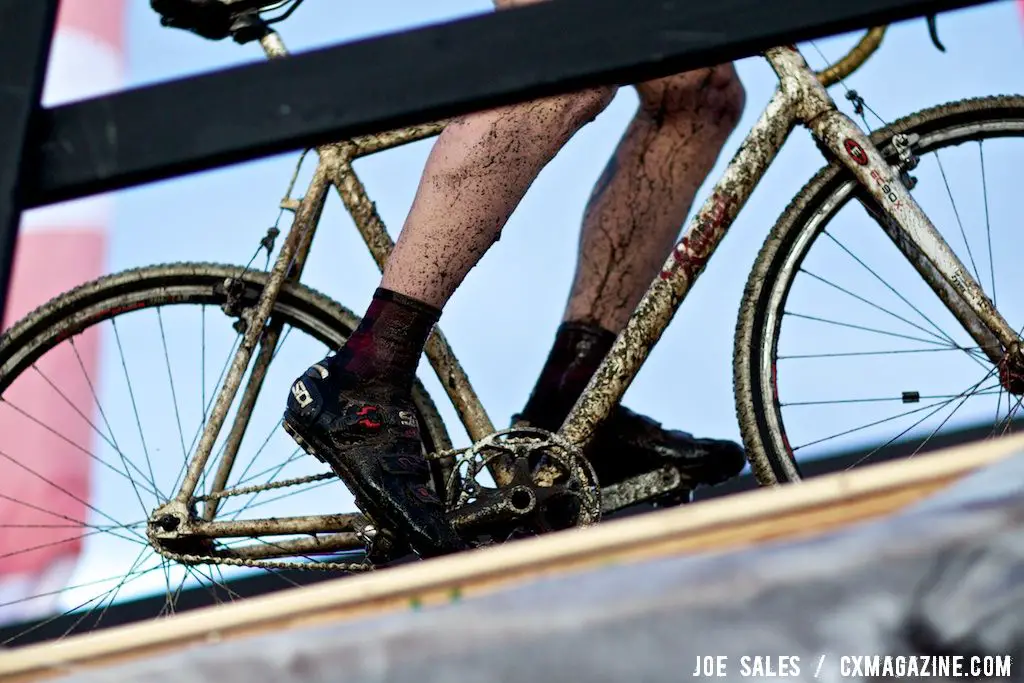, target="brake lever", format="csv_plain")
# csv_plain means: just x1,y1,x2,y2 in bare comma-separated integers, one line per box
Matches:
927,14,946,53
